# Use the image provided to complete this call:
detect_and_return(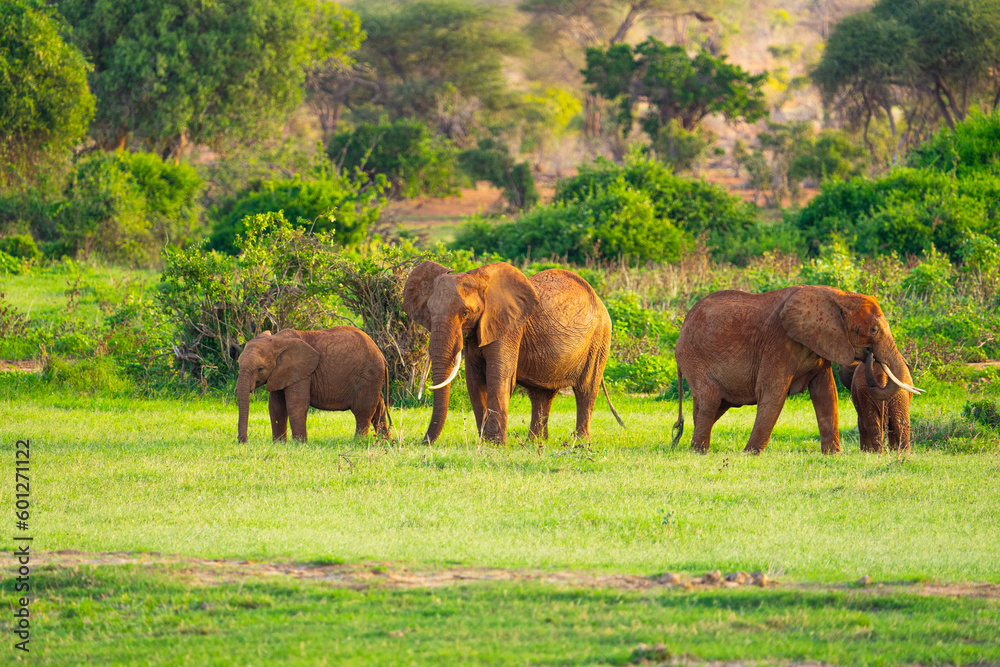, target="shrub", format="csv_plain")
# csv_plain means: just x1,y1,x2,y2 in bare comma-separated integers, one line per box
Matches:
458,138,538,210
555,154,757,255
908,110,1000,177
160,212,344,383
208,170,387,255
901,247,954,300
791,167,1000,260
327,119,460,199
606,354,676,394
799,240,863,292
0,234,40,261
43,355,134,395
452,177,684,264
56,151,203,264
962,399,1000,430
